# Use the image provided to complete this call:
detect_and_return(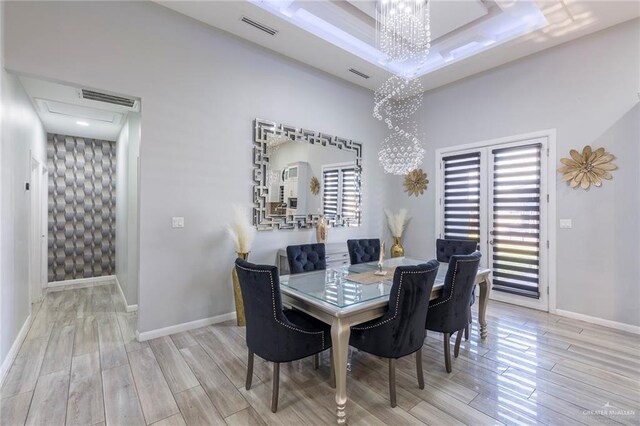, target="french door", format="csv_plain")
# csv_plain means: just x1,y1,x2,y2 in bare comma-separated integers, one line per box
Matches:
437,133,552,311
